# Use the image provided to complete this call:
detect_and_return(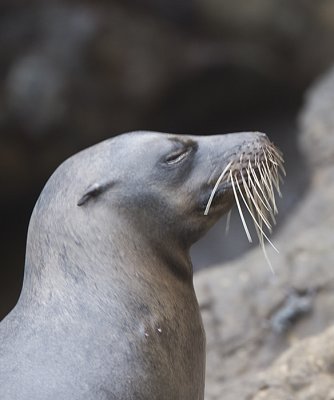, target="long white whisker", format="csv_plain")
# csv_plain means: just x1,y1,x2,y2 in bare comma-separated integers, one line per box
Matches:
268,161,282,197
254,212,276,275
225,209,232,236
240,173,272,231
231,172,252,243
246,168,271,212
249,162,272,210
235,176,278,252
258,163,275,207
262,161,278,214
248,196,277,274
204,162,232,215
